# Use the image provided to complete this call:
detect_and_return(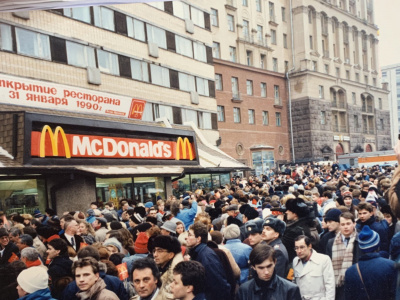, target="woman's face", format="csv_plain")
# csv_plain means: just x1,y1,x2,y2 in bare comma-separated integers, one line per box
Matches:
176,224,184,234
384,213,393,226
344,197,352,207
79,223,87,235
158,204,165,211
